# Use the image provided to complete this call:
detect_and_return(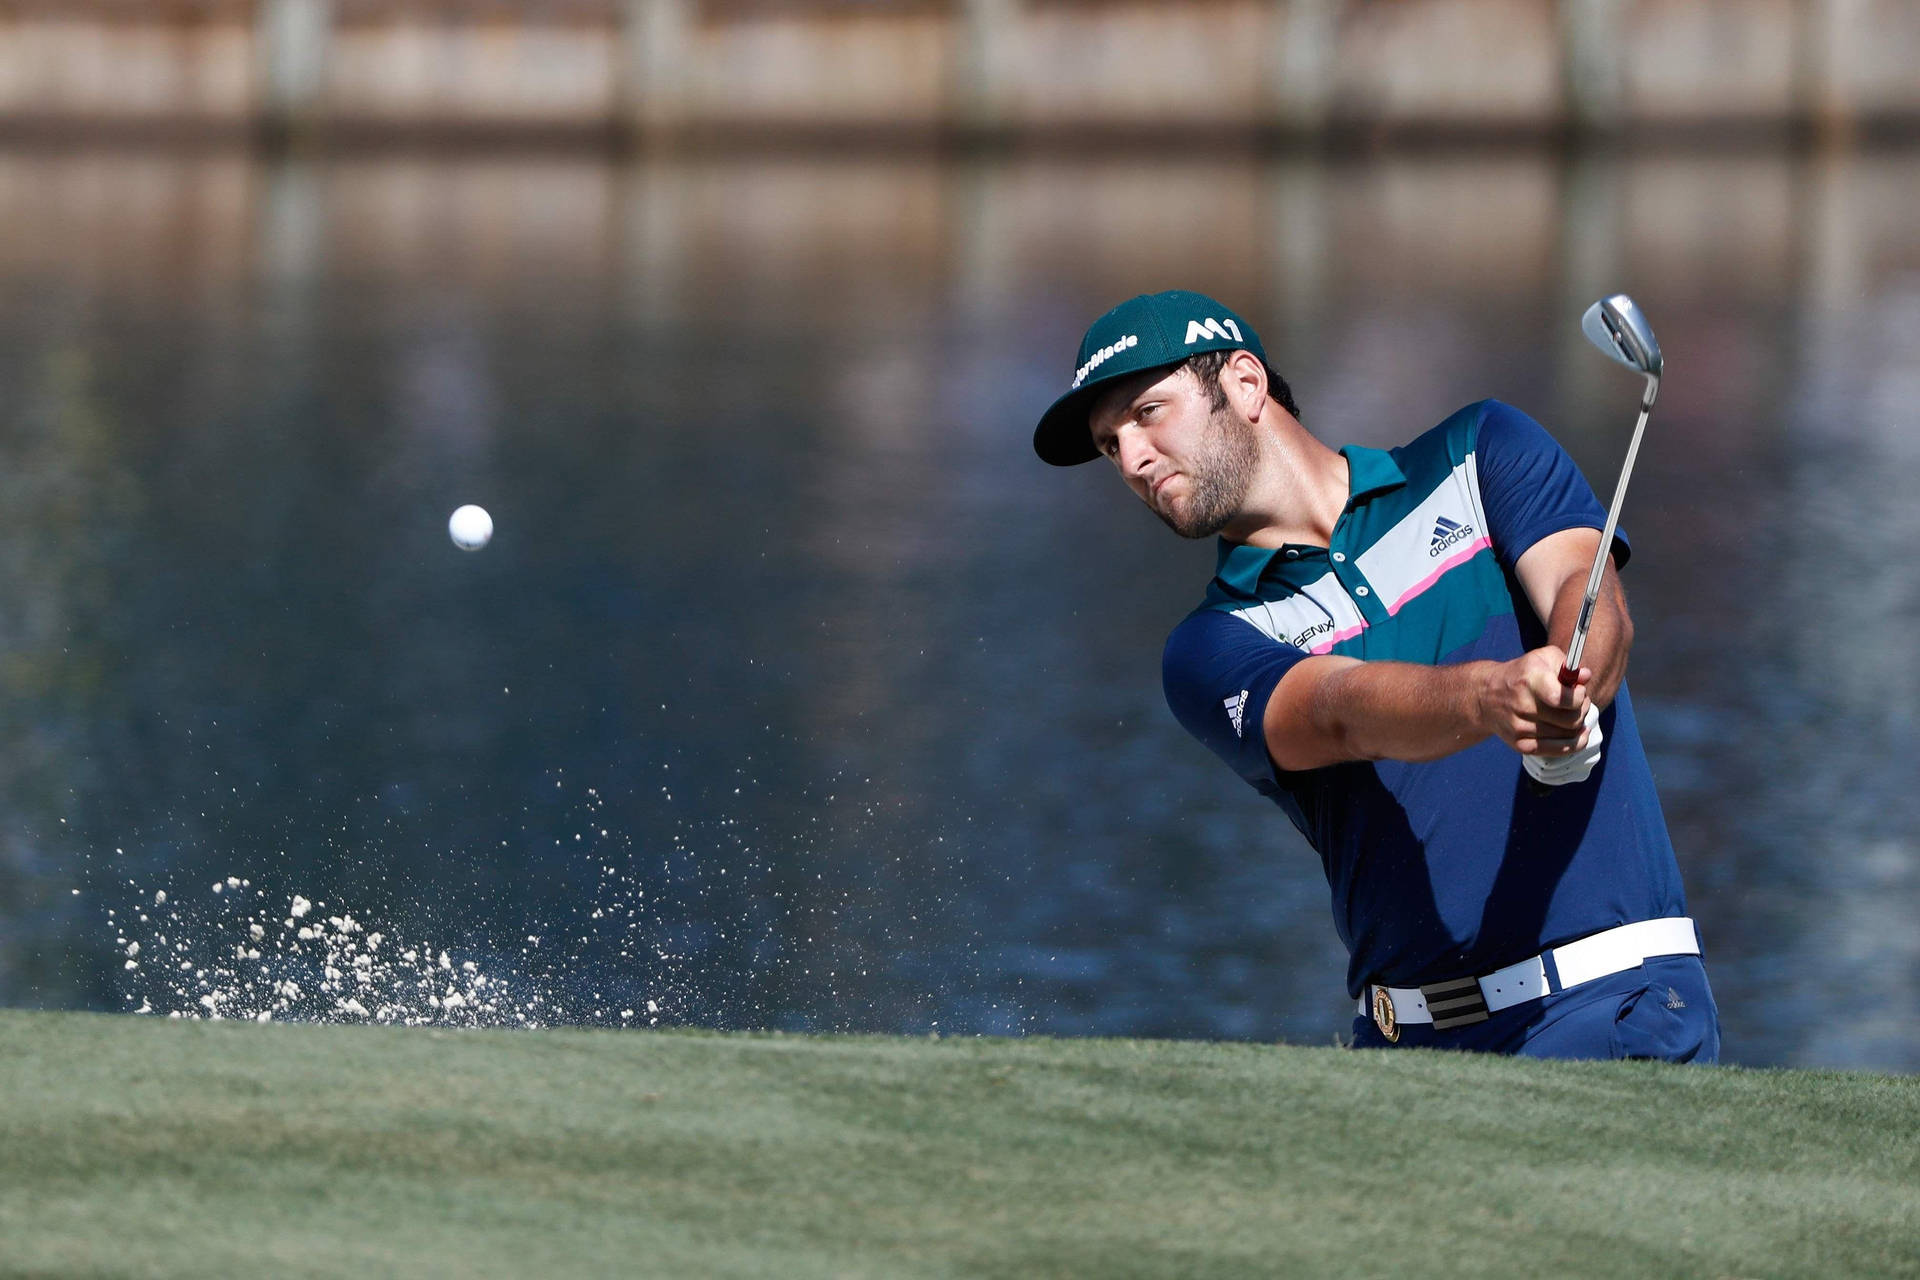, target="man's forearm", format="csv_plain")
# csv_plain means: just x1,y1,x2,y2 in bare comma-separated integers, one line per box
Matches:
1265,647,1590,771
1544,570,1631,707
1307,660,1493,764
